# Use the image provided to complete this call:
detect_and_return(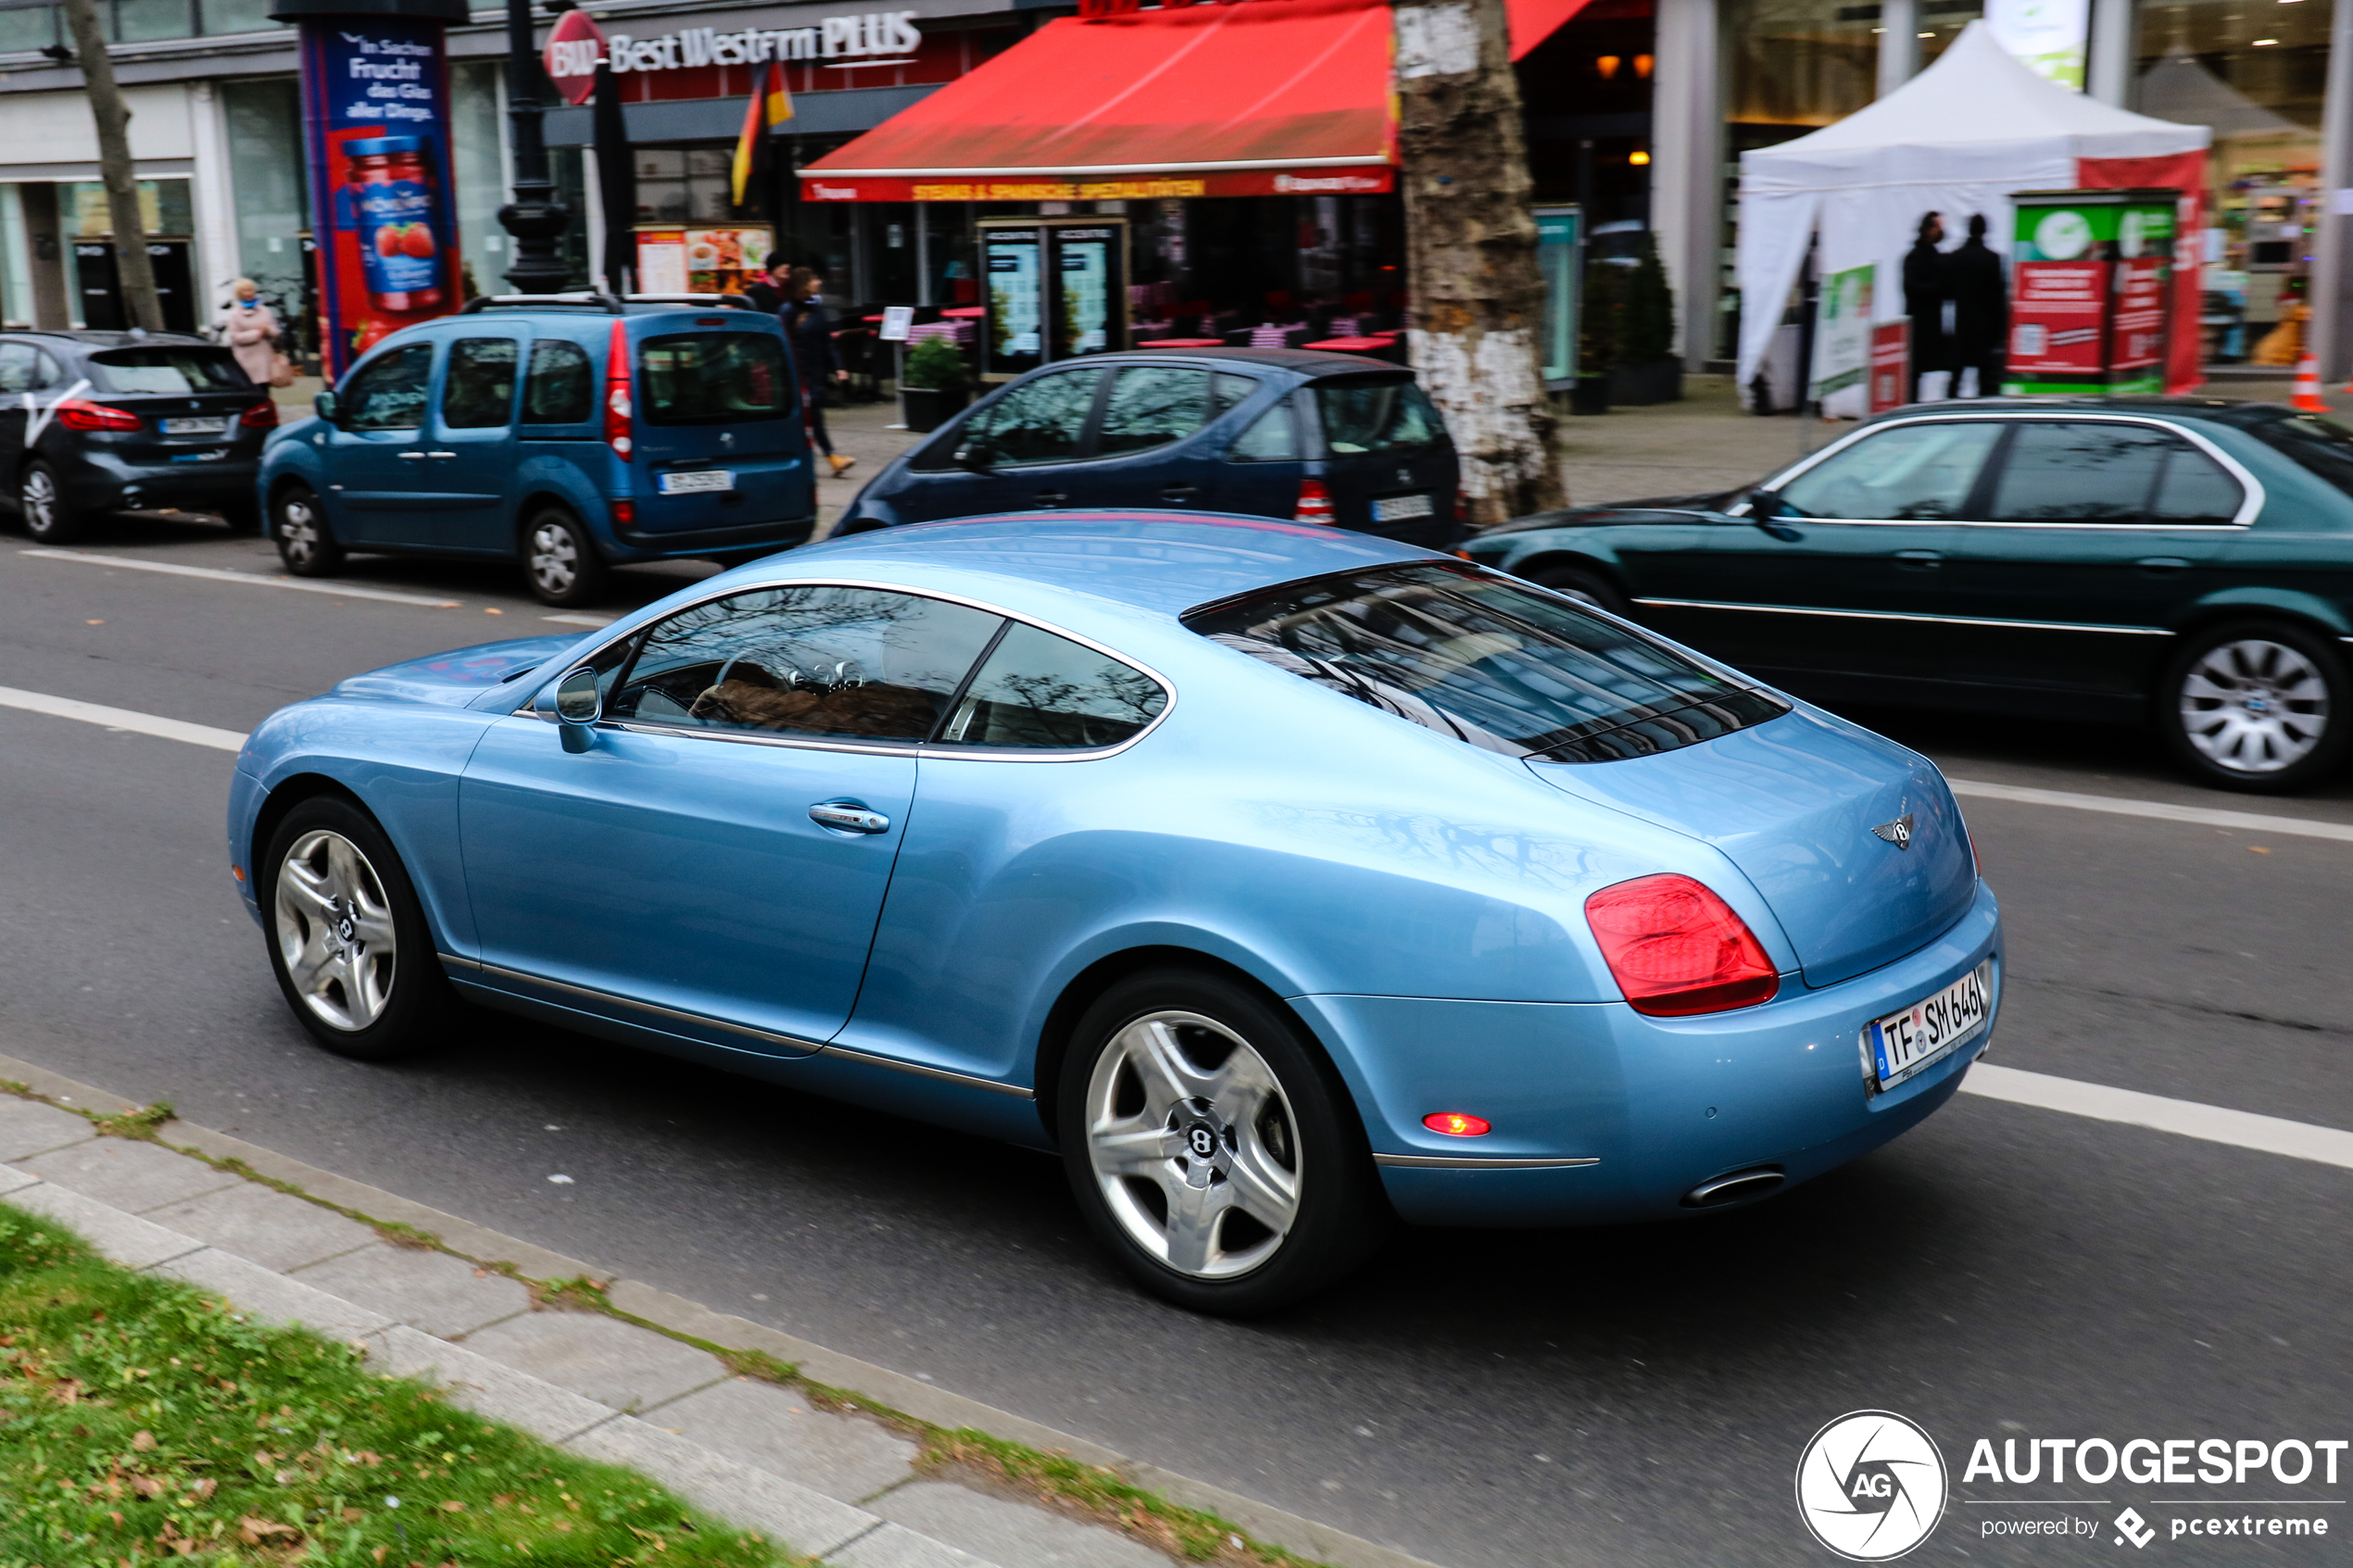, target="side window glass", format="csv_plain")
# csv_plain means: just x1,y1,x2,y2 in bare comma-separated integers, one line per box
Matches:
1212,372,1256,416
1096,366,1210,457
1227,397,1299,461
937,621,1169,750
33,350,62,387
2147,438,2245,525
1987,421,2172,522
522,339,594,424
443,337,521,429
609,586,1002,743
1778,420,2003,521
0,343,37,395
340,345,436,433
972,369,1102,466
